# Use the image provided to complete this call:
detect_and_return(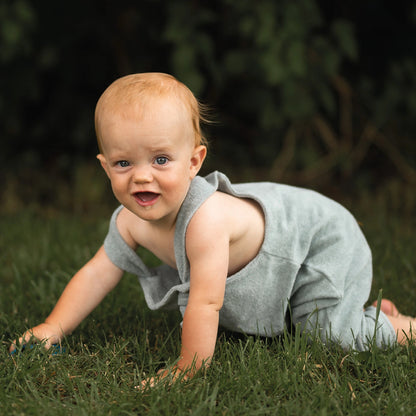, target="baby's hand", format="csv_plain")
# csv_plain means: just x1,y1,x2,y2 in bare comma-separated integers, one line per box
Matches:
9,322,63,353
137,367,189,390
